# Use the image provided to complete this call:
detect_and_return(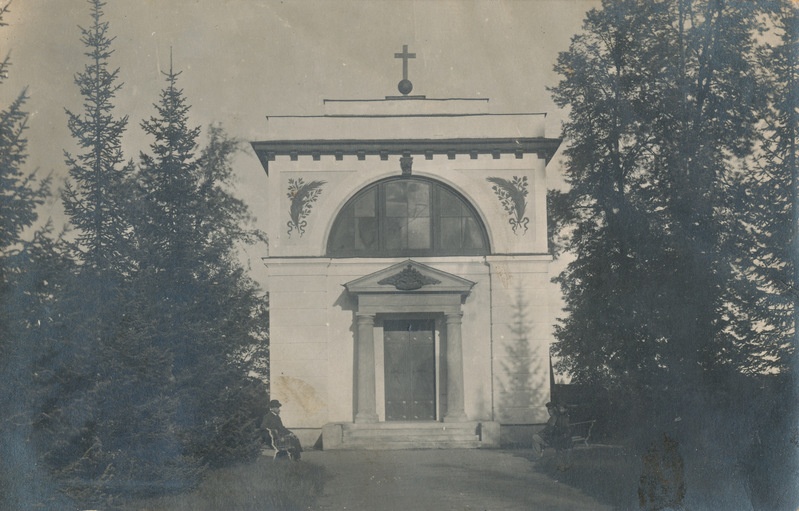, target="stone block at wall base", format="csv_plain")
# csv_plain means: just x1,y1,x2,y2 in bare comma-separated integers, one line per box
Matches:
477,421,501,448
289,428,323,451
321,423,344,450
